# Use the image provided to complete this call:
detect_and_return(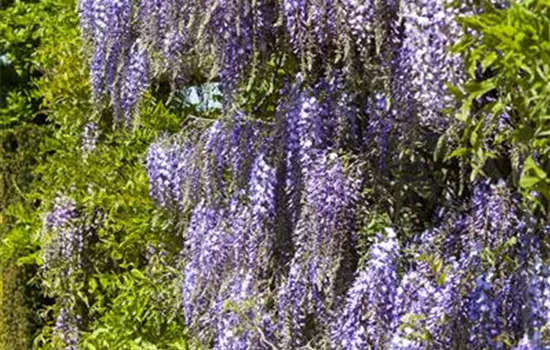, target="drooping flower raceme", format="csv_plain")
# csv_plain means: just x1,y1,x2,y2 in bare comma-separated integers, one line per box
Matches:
53,306,80,350
121,42,150,126
78,0,416,125
247,152,276,276
466,273,505,349
391,265,461,349
42,196,103,350
277,151,359,347
332,228,400,350
42,195,80,277
394,0,463,129
146,140,173,209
